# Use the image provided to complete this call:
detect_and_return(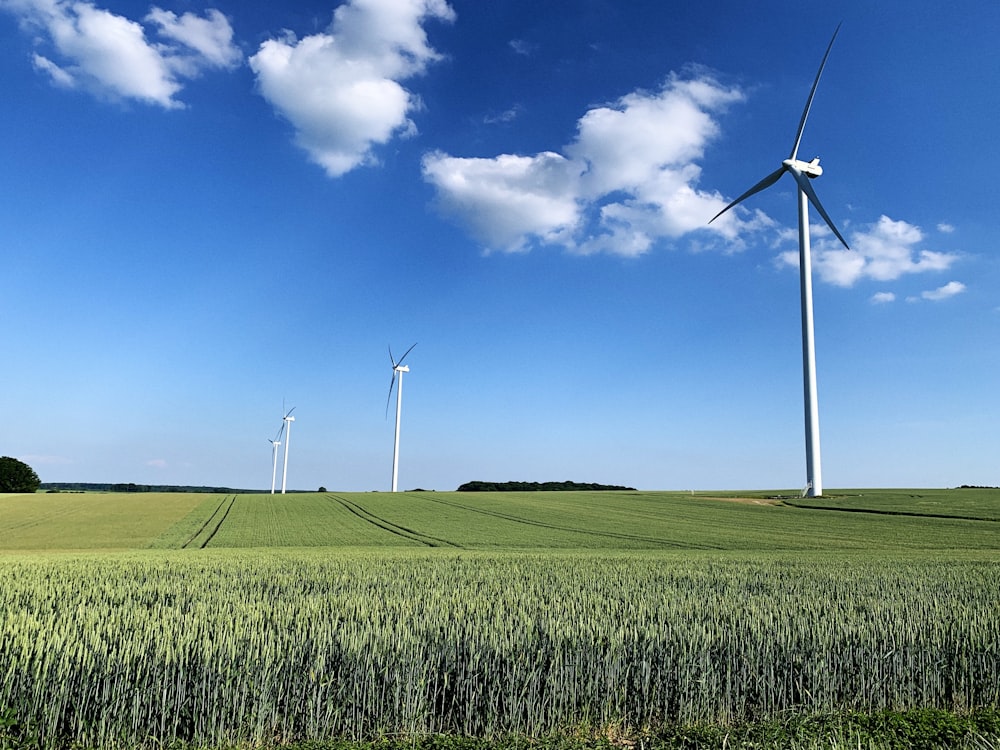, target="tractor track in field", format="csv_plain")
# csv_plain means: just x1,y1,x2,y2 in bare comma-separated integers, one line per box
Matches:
783,500,1000,523
326,494,463,548
181,495,237,549
420,494,722,549
199,495,238,548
